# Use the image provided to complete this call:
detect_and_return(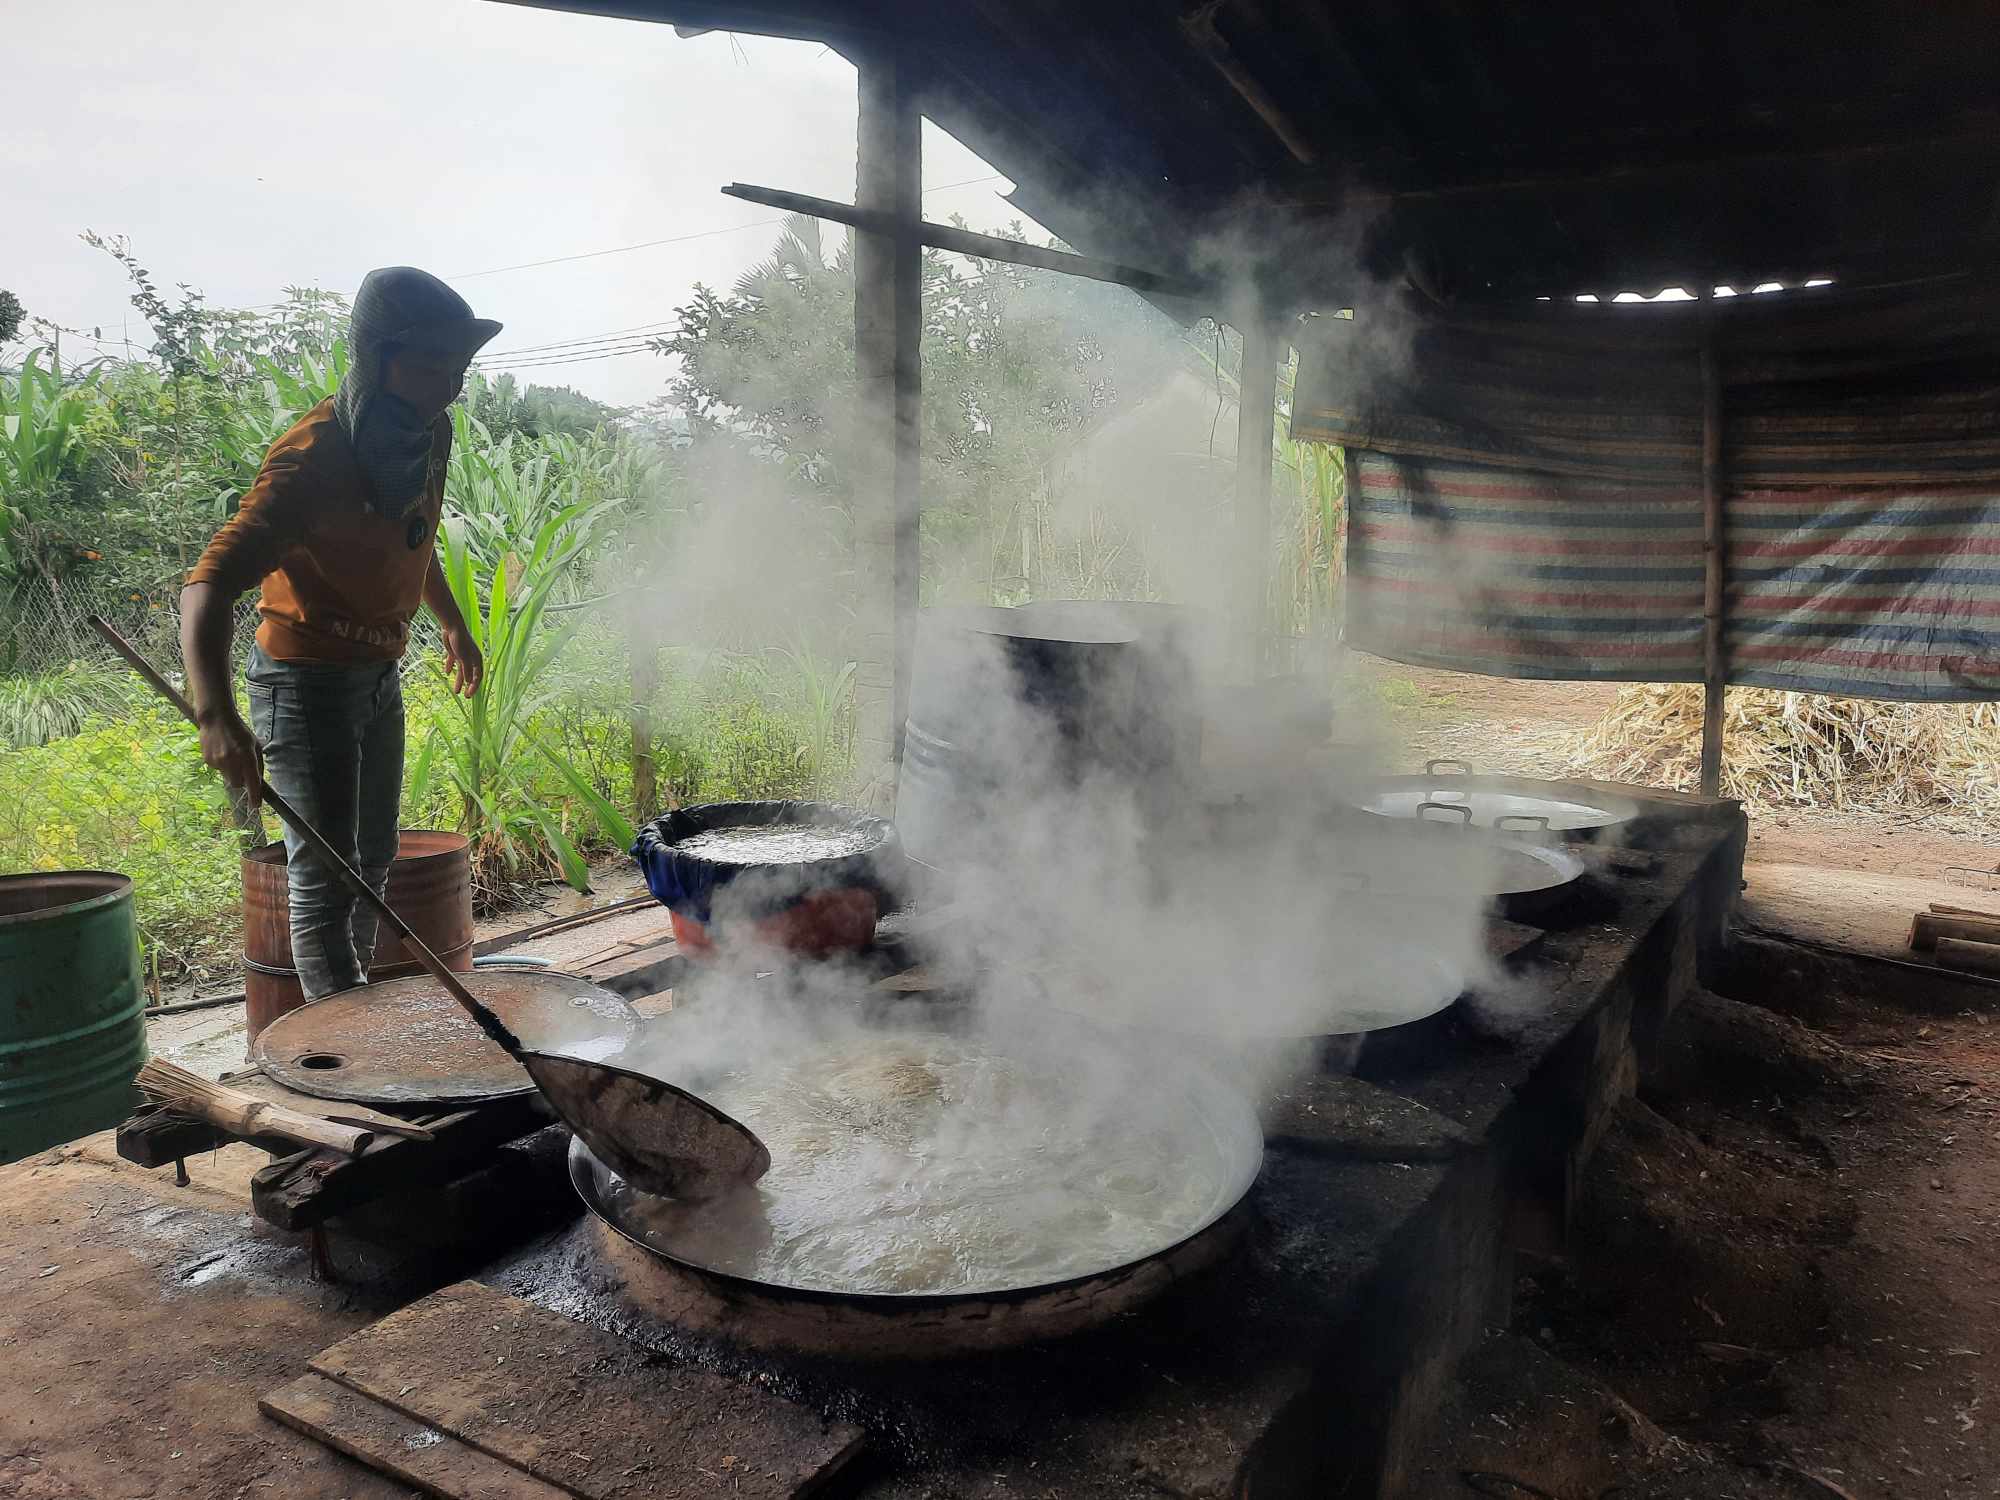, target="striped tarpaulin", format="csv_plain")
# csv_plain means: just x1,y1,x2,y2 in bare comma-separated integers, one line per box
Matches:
1294,280,2000,489
1347,453,2000,701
